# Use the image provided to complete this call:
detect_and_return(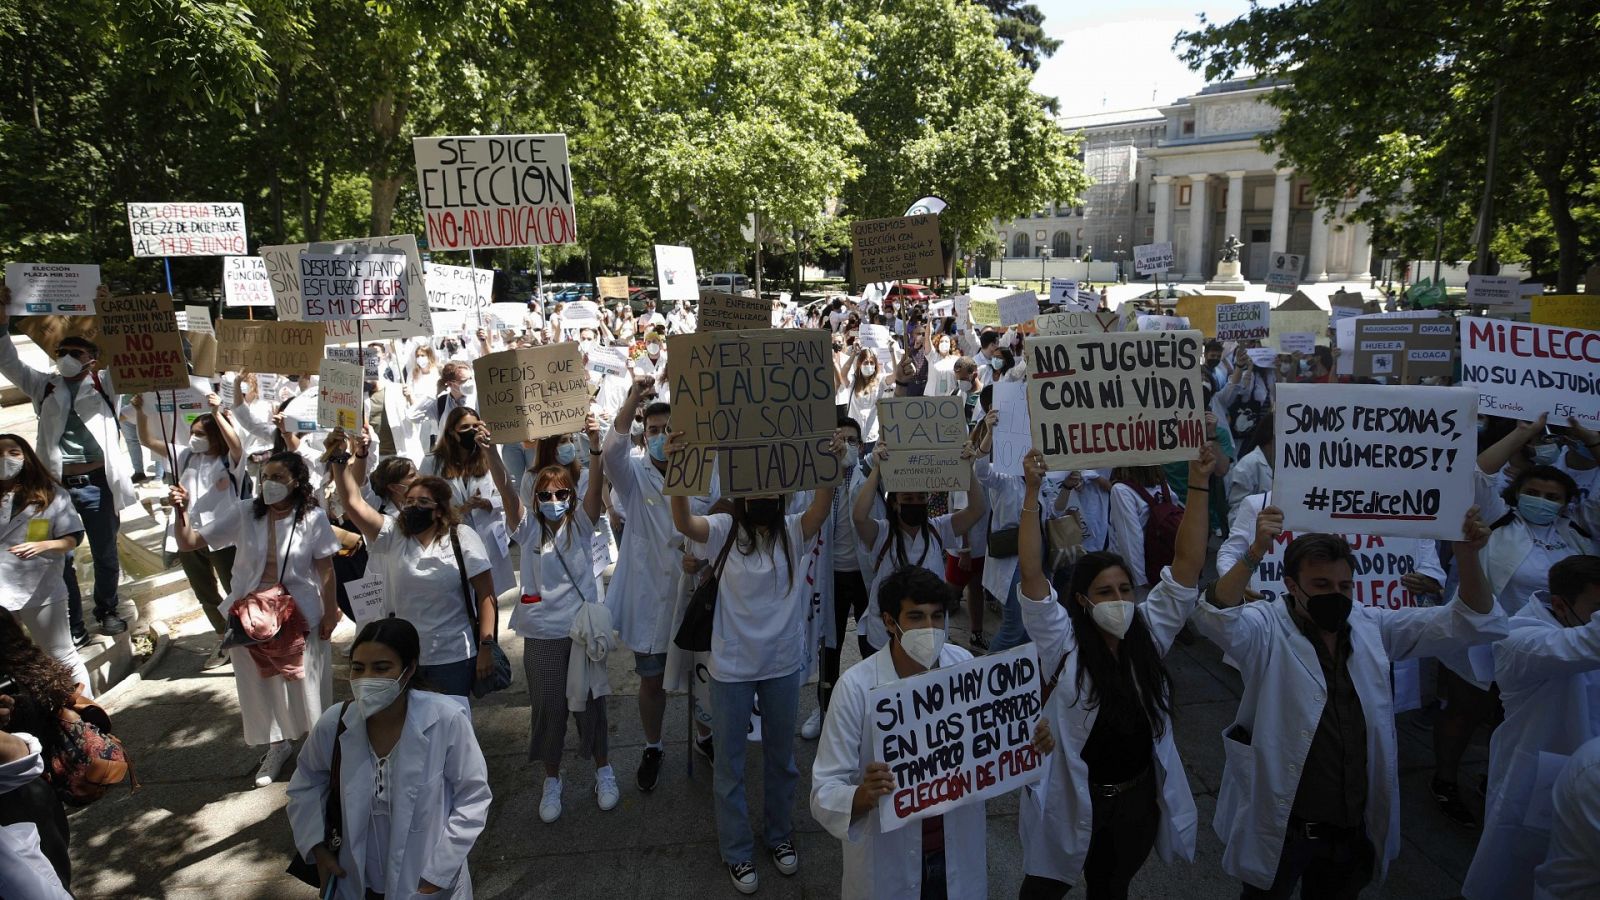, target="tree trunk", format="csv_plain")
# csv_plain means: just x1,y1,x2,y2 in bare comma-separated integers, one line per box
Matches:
1539,169,1580,293
367,87,408,237
370,172,403,236
299,177,314,242
314,166,332,241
